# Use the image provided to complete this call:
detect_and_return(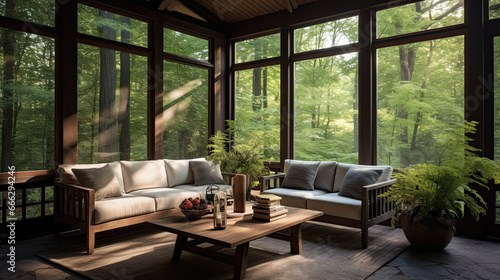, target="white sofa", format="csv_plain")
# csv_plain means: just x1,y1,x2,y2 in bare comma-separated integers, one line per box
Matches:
259,159,396,248
54,158,234,254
